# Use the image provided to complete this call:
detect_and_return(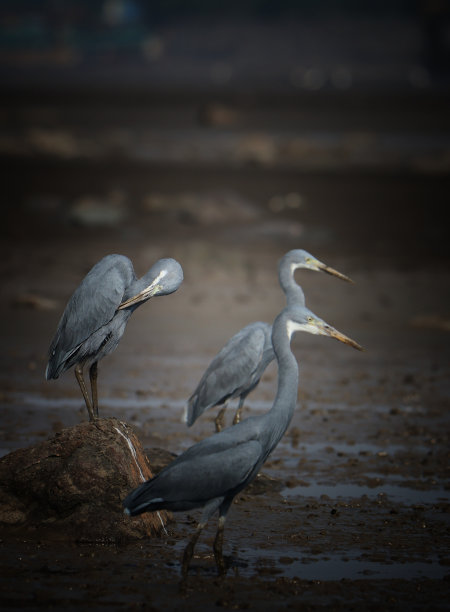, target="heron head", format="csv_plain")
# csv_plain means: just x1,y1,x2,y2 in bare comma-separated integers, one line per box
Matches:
282,249,353,283
148,258,184,297
285,304,363,351
118,258,183,309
